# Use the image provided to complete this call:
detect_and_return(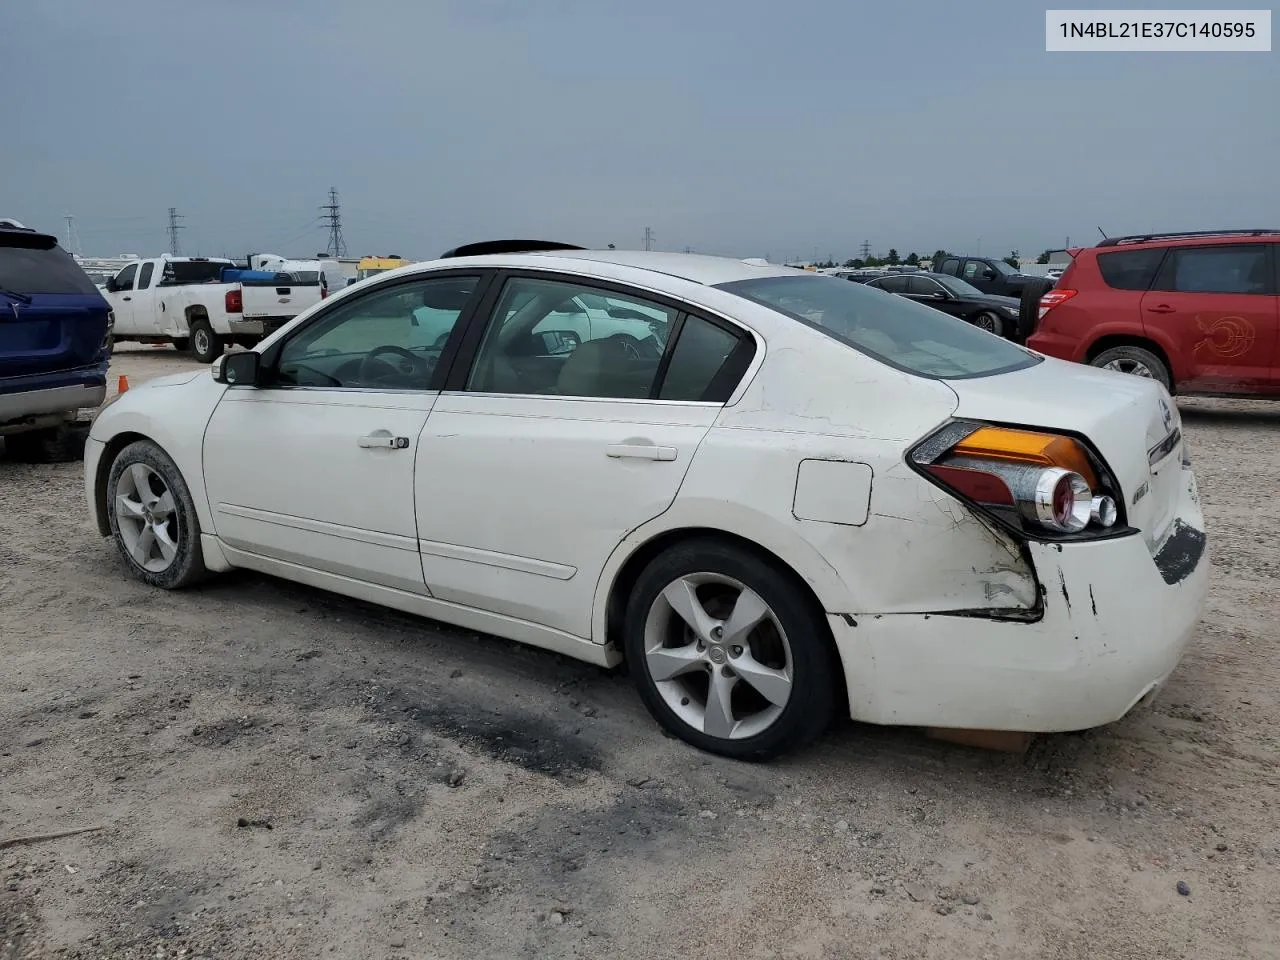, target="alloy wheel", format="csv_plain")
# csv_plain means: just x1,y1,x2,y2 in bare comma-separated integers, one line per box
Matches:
642,572,794,740
114,462,180,572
